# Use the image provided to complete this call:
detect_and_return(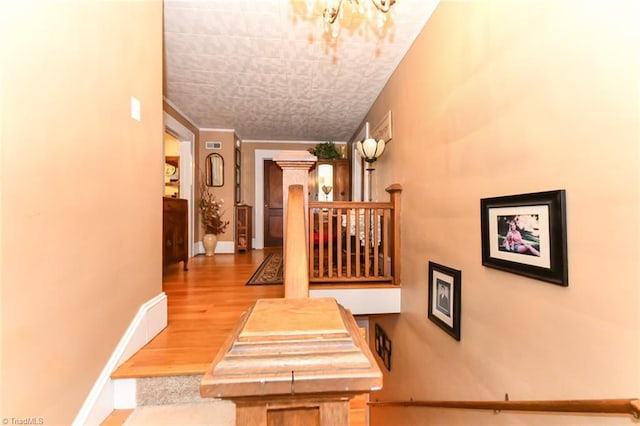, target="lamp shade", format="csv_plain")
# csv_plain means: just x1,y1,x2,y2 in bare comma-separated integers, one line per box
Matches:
356,137,386,163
